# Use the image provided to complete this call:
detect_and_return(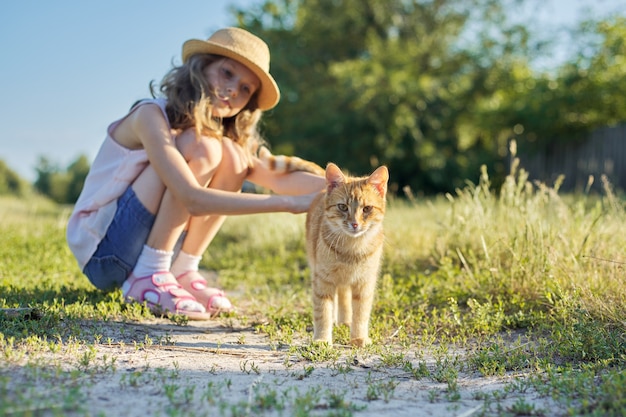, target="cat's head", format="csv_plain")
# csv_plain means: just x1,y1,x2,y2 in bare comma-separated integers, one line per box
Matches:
323,163,389,237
